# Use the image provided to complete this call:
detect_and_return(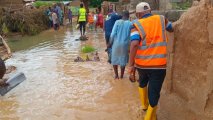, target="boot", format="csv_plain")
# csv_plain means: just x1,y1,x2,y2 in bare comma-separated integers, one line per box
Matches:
138,87,149,111
144,105,157,120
